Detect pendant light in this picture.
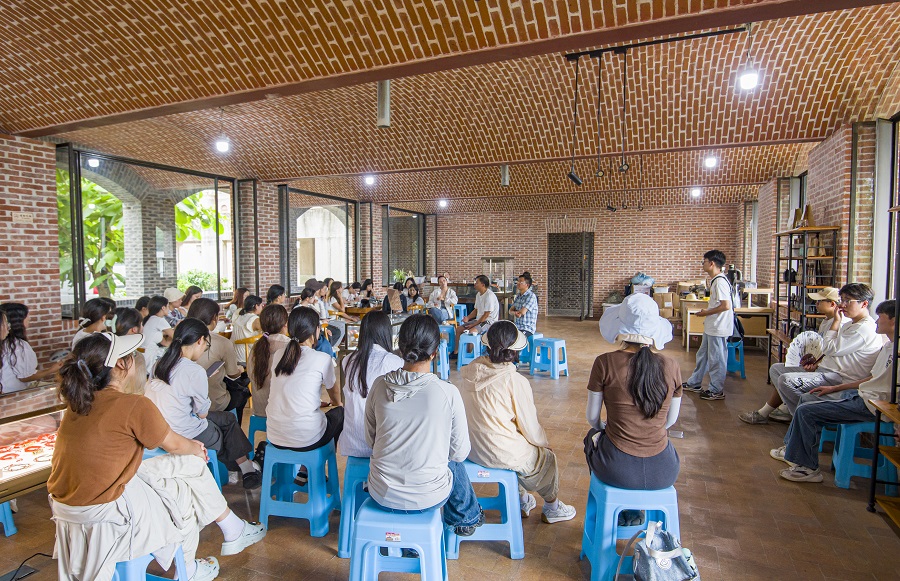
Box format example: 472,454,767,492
566,56,583,186
737,23,761,91
616,48,630,173
214,108,230,153
500,164,510,187
377,80,391,127
595,54,605,178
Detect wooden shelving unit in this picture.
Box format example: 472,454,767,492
868,401,900,523
767,226,840,376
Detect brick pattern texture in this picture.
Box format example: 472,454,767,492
755,179,777,290
850,123,877,287
547,233,594,316
0,135,75,361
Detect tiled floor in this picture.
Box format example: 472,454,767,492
2,316,900,580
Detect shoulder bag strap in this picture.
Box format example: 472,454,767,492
614,527,646,581
711,274,736,312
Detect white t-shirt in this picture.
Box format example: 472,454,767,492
819,316,882,382
859,341,895,414
474,289,500,326
224,303,239,321
319,298,336,320
0,340,38,394
145,358,211,439
142,316,171,373
231,312,260,363
340,344,404,457
818,317,848,336
71,329,93,349
704,276,734,337
266,346,336,448
427,288,458,310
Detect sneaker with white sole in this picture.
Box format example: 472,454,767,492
221,520,266,556
228,471,240,485
769,445,796,466
520,493,537,517
779,466,823,483
738,410,768,425
190,557,220,581
769,408,792,424
541,500,577,523
682,382,702,393
699,389,725,401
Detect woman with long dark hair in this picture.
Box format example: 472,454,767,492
341,311,402,458
134,295,151,319
0,303,60,394
267,307,343,454
48,333,265,581
145,318,261,489
188,299,247,423
295,288,335,357
585,293,682,491
359,279,375,307
266,284,286,306
142,295,173,372
365,314,484,537
231,295,263,365
72,297,114,348
224,287,249,321
180,286,204,312
406,284,425,309
327,281,361,324
247,304,290,417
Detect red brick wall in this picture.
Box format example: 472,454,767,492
756,179,778,290
0,135,74,362
433,204,740,312
850,123,877,287
236,180,280,297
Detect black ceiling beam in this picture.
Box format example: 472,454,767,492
565,26,748,61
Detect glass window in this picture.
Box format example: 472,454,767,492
284,188,353,295
383,207,423,284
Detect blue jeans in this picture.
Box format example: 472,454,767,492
429,307,450,324
373,461,482,528
686,334,727,394
784,394,874,470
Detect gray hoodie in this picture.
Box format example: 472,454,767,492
365,369,470,510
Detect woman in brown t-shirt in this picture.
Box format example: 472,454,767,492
585,293,683,490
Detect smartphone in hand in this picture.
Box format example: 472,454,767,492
206,361,225,377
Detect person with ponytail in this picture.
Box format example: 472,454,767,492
295,287,336,357
247,304,290,417
365,314,484,537
145,318,261,489
48,333,265,581
142,295,174,372
231,295,263,365
134,295,151,319
266,307,343,455
460,321,576,523
71,297,115,348
0,303,61,394
113,307,147,395
586,293,682,493
340,311,403,458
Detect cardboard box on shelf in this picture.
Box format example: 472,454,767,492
659,308,675,319
653,292,675,309
631,285,652,295
672,294,681,310
652,285,670,294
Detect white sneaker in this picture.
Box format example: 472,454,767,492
228,471,239,485
541,500,577,523
190,557,219,581
769,408,793,424
221,521,266,556
779,466,823,483
520,493,537,517
769,445,796,467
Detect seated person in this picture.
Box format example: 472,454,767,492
328,281,361,324
358,279,375,306
772,300,896,483
365,314,484,536
453,275,499,355
142,296,175,372
382,282,409,314
49,333,264,581
585,294,682,491
266,284,287,307
427,275,458,324
296,287,335,357
187,299,248,425
406,284,426,310
72,297,114,348
247,304,290,418
740,287,847,424
746,284,882,421
224,287,249,322
113,307,148,395
341,311,403,458
163,287,186,327
307,278,344,347
402,277,416,296
509,271,538,337
343,282,362,303
145,318,261,489
460,321,576,523
0,303,62,394
230,295,263,366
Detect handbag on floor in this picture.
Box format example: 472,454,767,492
614,521,700,581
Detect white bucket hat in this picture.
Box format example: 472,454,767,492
599,293,673,349
100,332,144,367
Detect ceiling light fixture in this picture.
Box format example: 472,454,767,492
214,107,230,153
566,56,583,186
377,80,391,127
737,23,761,91
606,200,617,212
621,195,628,210
438,199,448,208
704,156,718,168
691,187,702,198
616,48,630,173
500,164,510,187
87,158,100,168
595,53,606,178
364,175,375,186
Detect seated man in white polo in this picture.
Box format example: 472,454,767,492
452,275,500,356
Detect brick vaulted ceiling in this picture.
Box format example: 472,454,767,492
2,1,898,211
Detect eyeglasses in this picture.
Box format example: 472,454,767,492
839,299,862,306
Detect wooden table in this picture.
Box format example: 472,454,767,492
742,288,773,307
346,306,380,317
681,304,773,352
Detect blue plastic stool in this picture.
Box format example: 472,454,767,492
580,475,680,581
259,440,341,537
832,421,898,494
518,333,543,366
112,545,189,581
457,333,483,370
444,461,524,560
248,415,268,459
820,423,839,453
431,339,450,381
142,447,225,491
530,338,569,379
338,456,372,559
438,324,456,352
726,340,746,378
1,501,16,536
454,304,468,324
350,498,447,581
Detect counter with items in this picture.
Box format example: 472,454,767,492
0,381,64,504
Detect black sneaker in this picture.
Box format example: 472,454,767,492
454,509,485,537
294,467,309,487
699,389,725,401
243,470,262,490
682,382,702,393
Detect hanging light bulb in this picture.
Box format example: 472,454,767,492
87,158,100,168
704,156,718,168
214,107,230,153
691,187,702,198
438,199,448,208
364,175,376,186
736,23,761,92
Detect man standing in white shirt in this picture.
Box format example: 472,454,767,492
770,300,895,483
427,275,458,324
453,275,500,356
683,250,733,401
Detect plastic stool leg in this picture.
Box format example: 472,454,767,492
1,502,16,537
